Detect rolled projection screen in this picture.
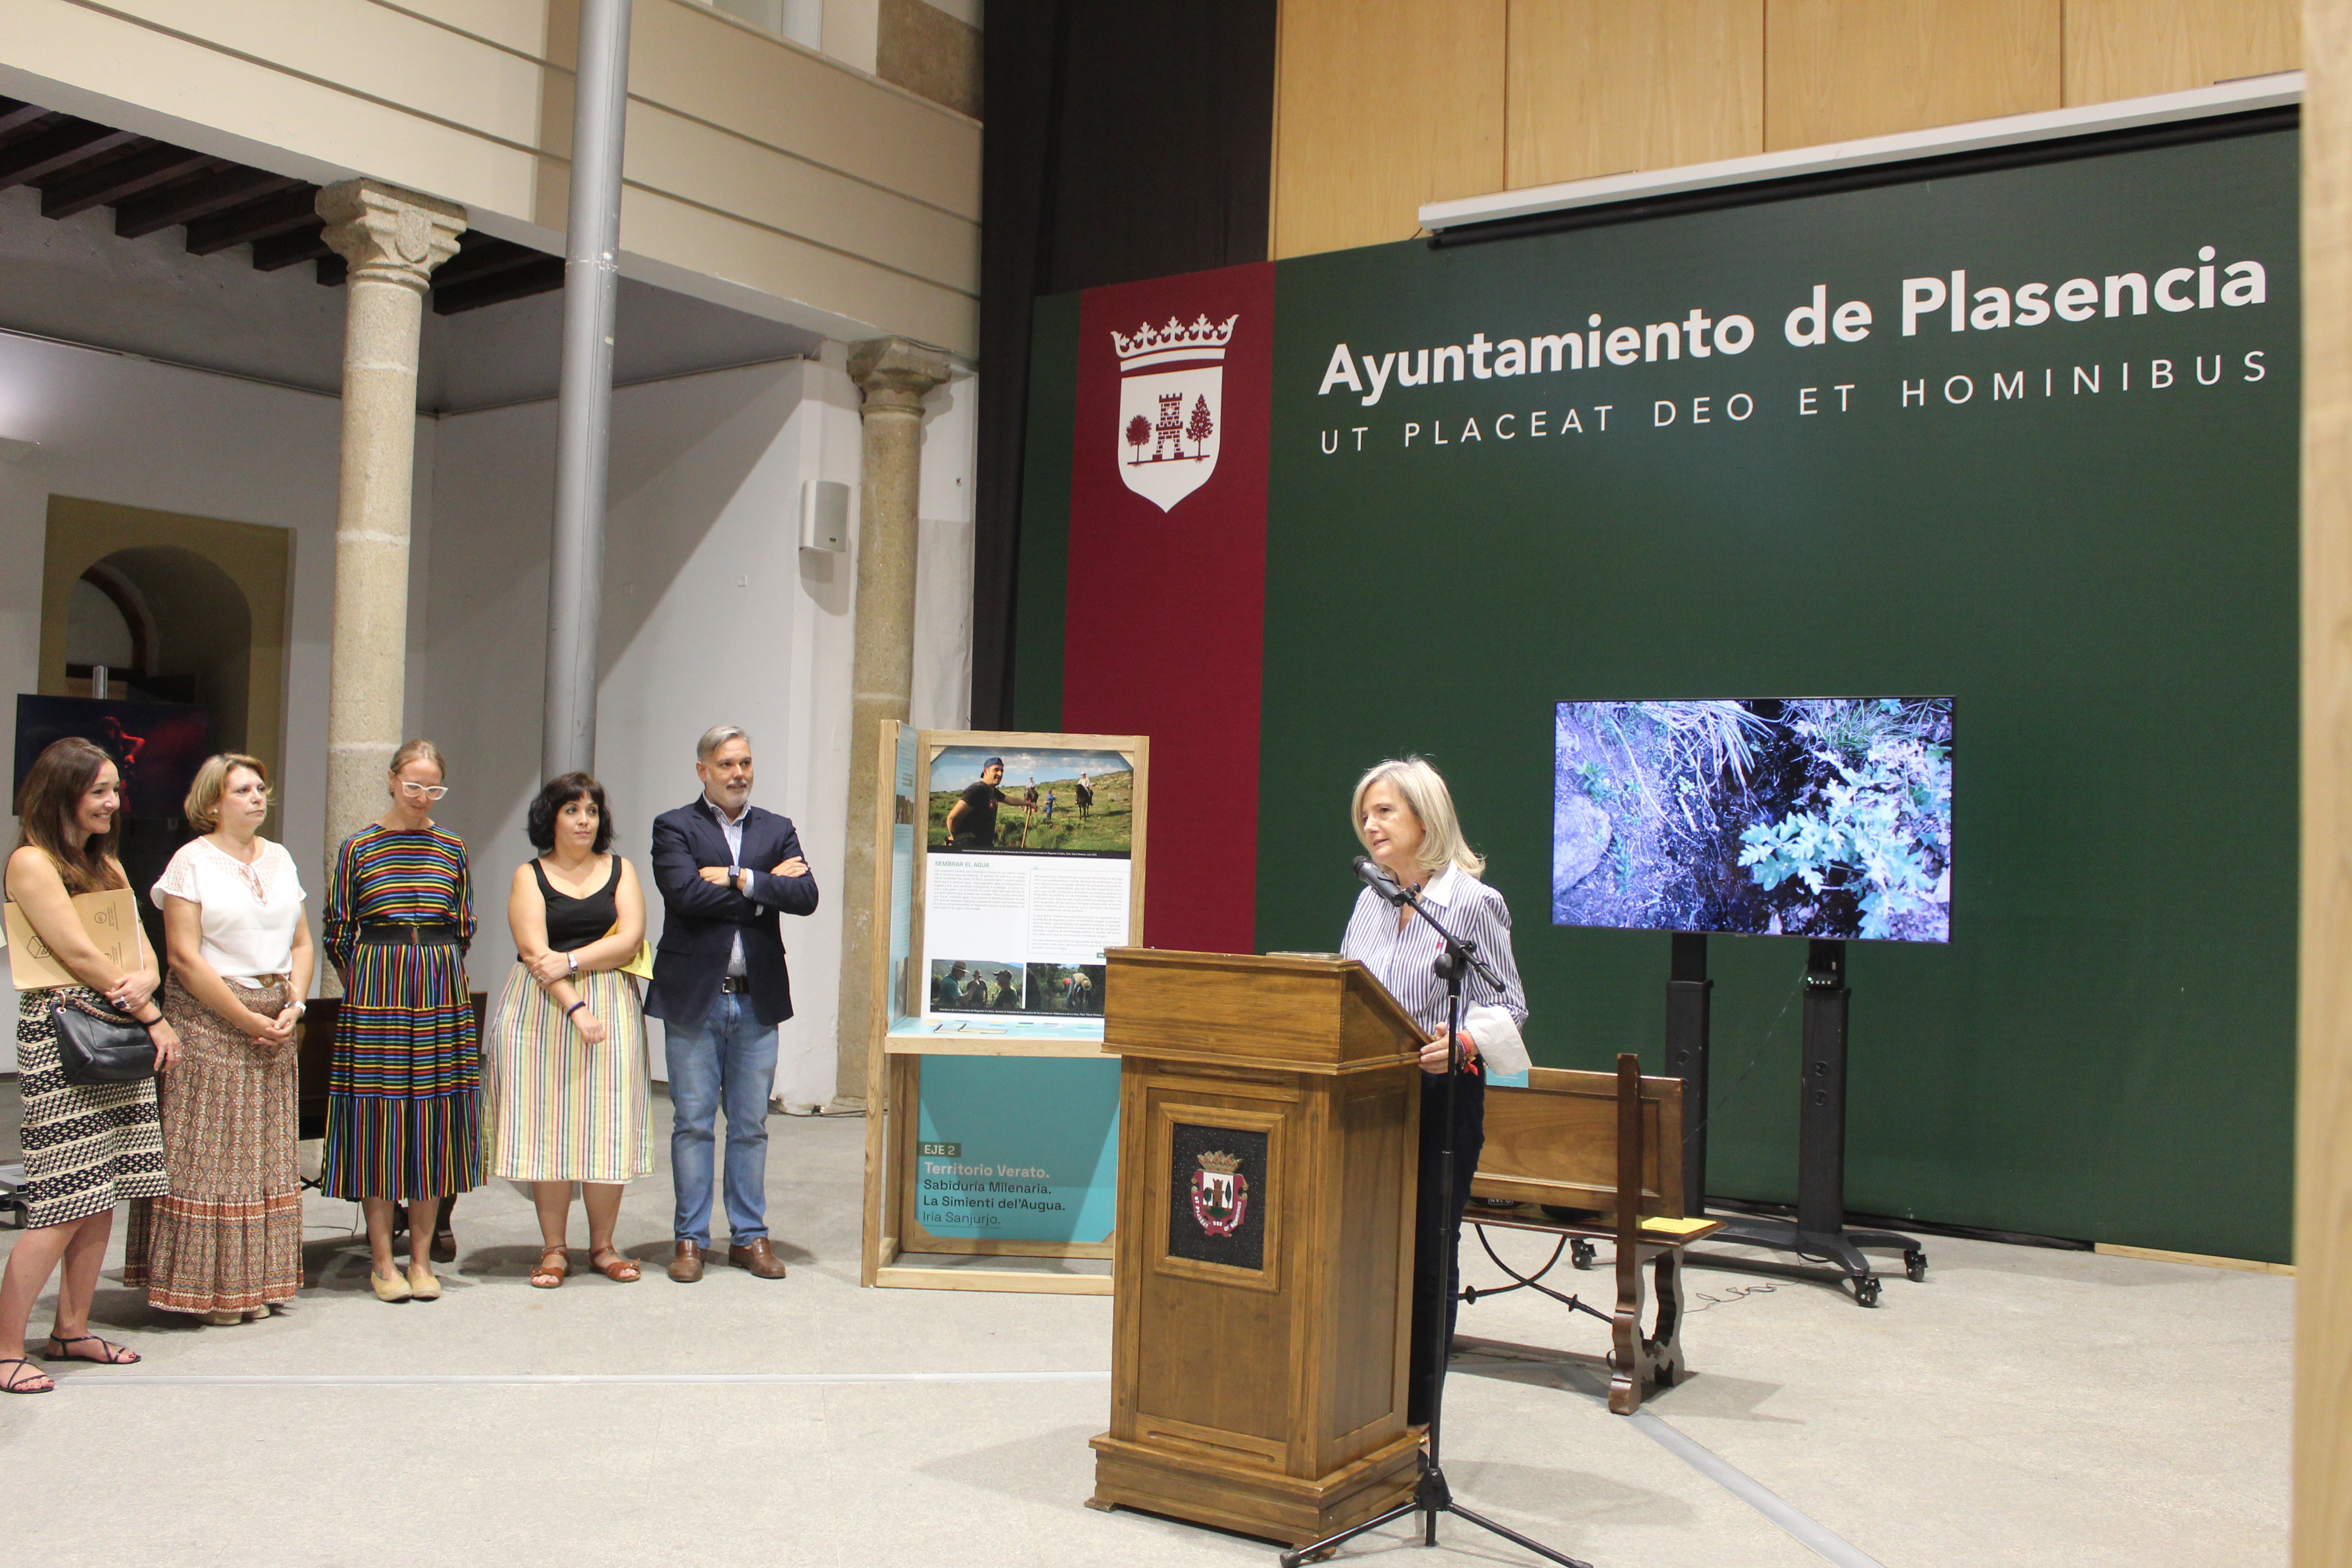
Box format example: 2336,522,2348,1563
1553,698,1953,943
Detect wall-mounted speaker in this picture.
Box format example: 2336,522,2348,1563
800,479,850,552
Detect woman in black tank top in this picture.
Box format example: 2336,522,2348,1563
479,774,655,1289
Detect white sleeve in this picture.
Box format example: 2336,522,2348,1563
152,845,201,909
1463,1003,1529,1077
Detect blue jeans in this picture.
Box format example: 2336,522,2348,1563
663,992,776,1247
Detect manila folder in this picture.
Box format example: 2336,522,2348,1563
5,888,138,991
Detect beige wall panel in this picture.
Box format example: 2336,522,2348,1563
2302,15,2352,1568
625,101,977,294
1764,0,2060,149
4,0,548,214
2064,0,2300,105
369,0,560,60
1272,0,1507,257
621,185,975,353
69,0,554,150
3,0,980,345
1507,0,1763,188
631,0,980,220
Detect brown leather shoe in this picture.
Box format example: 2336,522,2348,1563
727,1238,787,1279
667,1240,706,1283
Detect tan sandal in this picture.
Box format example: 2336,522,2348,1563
588,1247,641,1283
529,1246,569,1289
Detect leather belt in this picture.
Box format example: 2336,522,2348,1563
357,921,462,945
719,975,751,994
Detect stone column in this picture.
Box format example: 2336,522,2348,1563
832,337,952,1113
318,181,466,889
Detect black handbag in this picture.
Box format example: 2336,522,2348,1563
50,993,157,1085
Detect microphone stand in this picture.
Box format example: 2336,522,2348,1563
1281,873,1591,1568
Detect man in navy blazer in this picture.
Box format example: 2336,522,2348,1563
646,724,819,1283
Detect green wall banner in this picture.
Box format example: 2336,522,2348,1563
1020,120,2298,1261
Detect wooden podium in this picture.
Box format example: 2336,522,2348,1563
1088,948,1428,1545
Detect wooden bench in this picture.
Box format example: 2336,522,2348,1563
1462,1054,1720,1414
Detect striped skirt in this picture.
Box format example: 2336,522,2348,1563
123,976,303,1313
13,987,167,1229
321,937,480,1201
482,965,653,1184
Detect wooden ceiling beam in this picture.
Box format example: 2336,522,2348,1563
0,99,53,136
252,220,331,272
432,254,566,315
38,142,213,218
183,183,321,255
0,118,139,191
115,167,300,238
430,235,551,290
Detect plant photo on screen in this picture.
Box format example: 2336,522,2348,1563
1553,698,1954,943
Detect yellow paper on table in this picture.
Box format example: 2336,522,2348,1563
1638,1215,1718,1237
5,888,138,991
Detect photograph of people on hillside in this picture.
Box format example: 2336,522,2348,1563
928,745,1134,857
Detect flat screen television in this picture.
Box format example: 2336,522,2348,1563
1553,697,1952,943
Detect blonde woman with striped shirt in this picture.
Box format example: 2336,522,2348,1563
482,773,653,1288
1340,757,1530,1431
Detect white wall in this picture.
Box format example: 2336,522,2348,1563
0,333,975,1092
0,332,435,1071
423,357,975,1105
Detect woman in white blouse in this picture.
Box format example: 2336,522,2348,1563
1340,757,1530,1431
128,753,314,1324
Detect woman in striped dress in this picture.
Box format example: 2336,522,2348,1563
322,739,480,1303
483,772,653,1287
2,739,178,1392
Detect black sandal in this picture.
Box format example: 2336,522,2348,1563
0,1358,54,1394
42,1333,139,1365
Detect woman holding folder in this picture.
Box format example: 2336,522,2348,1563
1,737,180,1393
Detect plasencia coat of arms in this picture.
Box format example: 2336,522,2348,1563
1114,312,1236,513
1189,1148,1249,1238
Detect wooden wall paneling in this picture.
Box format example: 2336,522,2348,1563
1271,0,1506,258
1505,0,1764,189
1763,0,2061,150
2063,0,2301,106
2300,5,2352,1563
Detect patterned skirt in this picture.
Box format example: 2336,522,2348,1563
483,965,654,1184
122,977,303,1313
321,937,480,1201
13,987,167,1229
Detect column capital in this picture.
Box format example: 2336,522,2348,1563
318,180,467,293
849,337,953,416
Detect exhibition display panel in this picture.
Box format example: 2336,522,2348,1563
859,722,1148,1293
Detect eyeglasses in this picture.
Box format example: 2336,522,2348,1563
397,781,451,800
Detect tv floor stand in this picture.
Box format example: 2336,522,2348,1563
1669,935,1925,1308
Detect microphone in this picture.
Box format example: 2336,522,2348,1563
1352,855,1408,906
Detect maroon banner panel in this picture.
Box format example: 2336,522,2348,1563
1064,261,1275,954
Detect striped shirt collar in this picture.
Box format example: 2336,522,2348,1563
1410,864,1464,909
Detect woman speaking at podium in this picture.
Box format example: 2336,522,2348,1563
1341,758,1530,1429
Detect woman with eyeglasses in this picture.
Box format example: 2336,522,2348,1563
321,739,481,1302
126,753,314,1324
